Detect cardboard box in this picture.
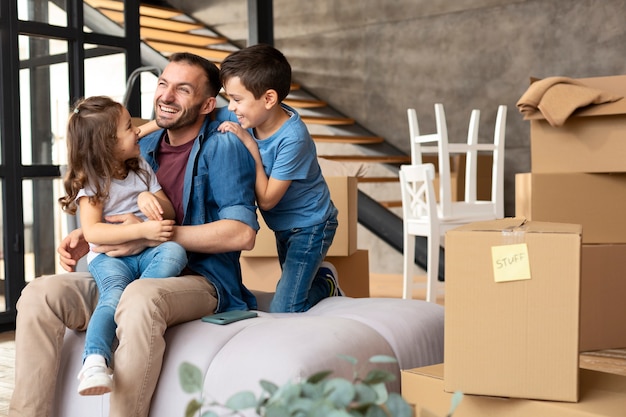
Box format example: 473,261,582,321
243,176,358,257
580,244,626,351
240,249,370,298
515,172,626,244
528,74,626,173
444,218,582,401
402,364,626,417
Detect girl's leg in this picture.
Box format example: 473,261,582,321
138,242,187,279
85,254,136,364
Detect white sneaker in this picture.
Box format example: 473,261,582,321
77,364,113,396
320,261,345,296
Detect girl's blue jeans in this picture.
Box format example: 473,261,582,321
84,241,187,364
270,205,338,313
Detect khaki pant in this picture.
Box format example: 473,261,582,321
9,272,217,417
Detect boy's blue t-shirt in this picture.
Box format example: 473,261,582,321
215,104,333,231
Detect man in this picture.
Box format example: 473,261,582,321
9,52,259,417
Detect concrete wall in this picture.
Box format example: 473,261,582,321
173,0,626,273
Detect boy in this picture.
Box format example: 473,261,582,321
217,43,343,313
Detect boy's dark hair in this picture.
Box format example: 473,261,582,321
220,43,292,102
169,52,221,98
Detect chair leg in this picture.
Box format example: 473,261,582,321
426,233,440,303
402,232,415,299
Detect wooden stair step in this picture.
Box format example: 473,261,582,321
141,27,227,46
318,155,411,164
312,134,384,144
301,115,355,126
283,97,327,109
99,9,205,32
145,41,233,61
86,0,183,20
379,200,402,208
357,176,399,183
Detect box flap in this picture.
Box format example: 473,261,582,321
449,217,582,235
525,74,626,120
406,364,444,380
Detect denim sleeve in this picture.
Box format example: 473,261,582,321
207,132,259,231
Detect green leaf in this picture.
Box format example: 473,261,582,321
369,382,388,405
337,354,358,366
324,378,356,408
200,411,219,417
385,393,412,417
368,355,398,364
363,404,388,417
307,370,334,383
301,381,325,399
447,391,464,416
353,382,378,406
225,390,257,410
184,399,203,417
179,362,204,394
269,381,302,404
264,403,291,417
260,379,280,396
362,369,396,385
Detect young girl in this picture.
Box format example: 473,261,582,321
58,96,187,396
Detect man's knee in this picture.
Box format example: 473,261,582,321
18,273,93,308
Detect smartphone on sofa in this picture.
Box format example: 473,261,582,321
201,310,258,325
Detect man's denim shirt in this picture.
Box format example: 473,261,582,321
140,117,259,312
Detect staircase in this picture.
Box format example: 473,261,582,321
83,0,436,275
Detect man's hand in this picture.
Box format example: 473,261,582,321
58,228,89,272
104,213,142,225
92,239,153,258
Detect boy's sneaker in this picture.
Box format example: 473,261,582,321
77,363,113,396
320,261,345,297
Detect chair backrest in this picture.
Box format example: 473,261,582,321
399,163,439,234
407,103,507,219
407,104,453,216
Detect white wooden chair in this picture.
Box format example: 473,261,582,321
402,103,507,301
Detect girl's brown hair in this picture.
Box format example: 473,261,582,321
58,95,146,215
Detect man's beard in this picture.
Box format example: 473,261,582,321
155,103,201,130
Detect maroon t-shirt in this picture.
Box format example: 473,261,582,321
155,135,194,224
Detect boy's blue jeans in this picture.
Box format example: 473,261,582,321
271,206,338,313
84,242,187,364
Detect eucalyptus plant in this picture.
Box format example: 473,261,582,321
179,355,416,417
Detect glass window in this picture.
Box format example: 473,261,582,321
84,45,127,102
83,0,126,35
0,182,5,313
23,178,67,283
19,35,69,166
140,72,158,120
18,0,67,27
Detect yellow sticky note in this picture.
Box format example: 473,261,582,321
491,243,531,283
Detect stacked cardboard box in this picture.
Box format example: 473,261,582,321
402,364,626,417
515,74,626,351
444,218,582,402
241,176,370,298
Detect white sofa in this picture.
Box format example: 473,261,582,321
52,292,444,417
